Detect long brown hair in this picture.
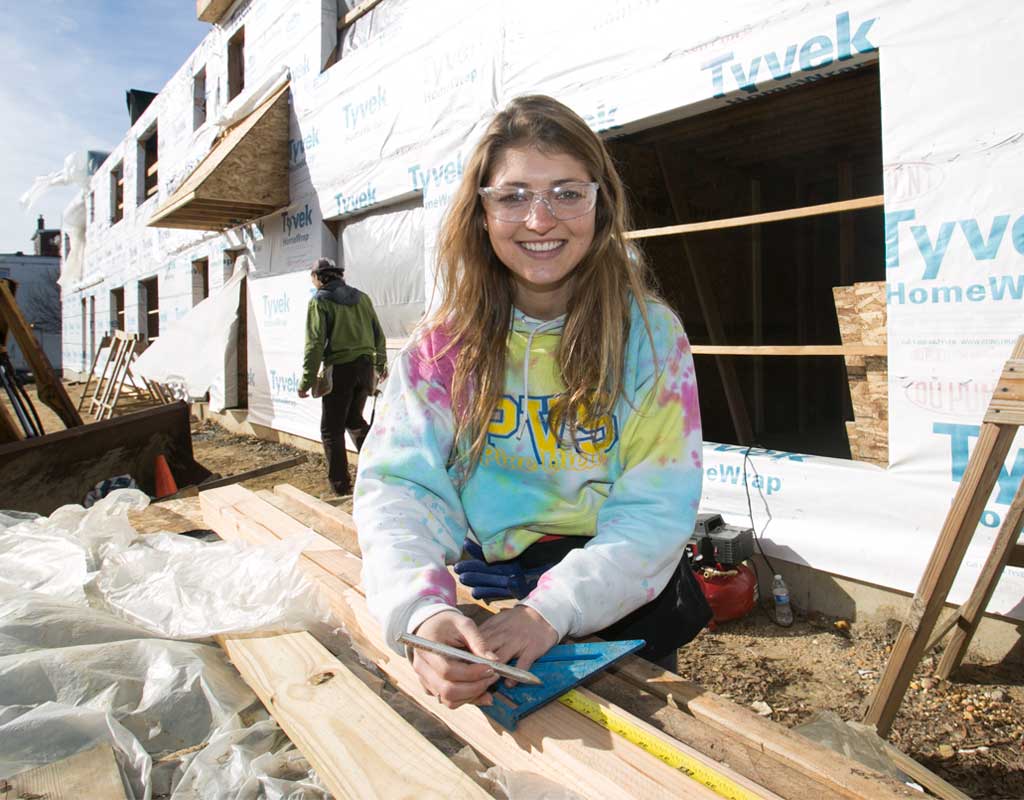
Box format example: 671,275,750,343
431,95,658,475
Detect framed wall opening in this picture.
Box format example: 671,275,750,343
110,287,125,331
193,67,207,130
607,63,884,460
110,161,124,224
139,276,160,341
227,27,245,102
138,125,159,203
192,258,210,305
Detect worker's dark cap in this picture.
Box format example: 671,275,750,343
312,257,343,274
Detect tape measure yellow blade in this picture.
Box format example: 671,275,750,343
559,689,762,800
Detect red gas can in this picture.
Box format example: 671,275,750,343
694,562,758,626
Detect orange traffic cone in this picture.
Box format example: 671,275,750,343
154,454,178,498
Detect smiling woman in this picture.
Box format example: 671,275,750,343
354,95,710,710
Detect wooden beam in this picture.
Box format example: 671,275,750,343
0,744,127,799
272,483,361,554
0,279,83,429
218,631,489,799
339,0,386,29
198,455,307,491
935,467,1024,679
691,345,887,357
625,195,884,241
864,338,1024,736
1010,543,1024,569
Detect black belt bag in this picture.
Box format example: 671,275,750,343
518,536,712,662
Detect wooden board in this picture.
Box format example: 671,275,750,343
0,279,82,430
0,744,127,800
198,455,307,490
625,195,884,241
219,631,488,799
270,484,919,800
201,486,734,800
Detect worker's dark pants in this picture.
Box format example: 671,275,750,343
517,538,712,665
320,356,374,495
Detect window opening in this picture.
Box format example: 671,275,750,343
192,258,210,305
110,161,124,223
193,67,207,130
139,276,160,341
110,287,125,332
227,27,245,101
607,64,884,461
139,125,159,203
324,0,387,70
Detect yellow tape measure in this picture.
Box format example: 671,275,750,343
559,689,761,800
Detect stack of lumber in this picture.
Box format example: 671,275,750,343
833,281,888,466
201,484,922,800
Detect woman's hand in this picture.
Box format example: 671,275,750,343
478,605,559,684
411,611,499,708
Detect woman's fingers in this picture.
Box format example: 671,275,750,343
410,611,498,707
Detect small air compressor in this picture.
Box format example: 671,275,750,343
688,513,758,625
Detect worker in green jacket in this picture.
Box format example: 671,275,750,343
298,257,387,495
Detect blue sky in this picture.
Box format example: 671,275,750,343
0,1,208,252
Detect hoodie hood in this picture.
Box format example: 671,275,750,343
316,278,362,306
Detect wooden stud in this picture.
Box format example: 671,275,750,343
218,631,490,800
625,195,884,241
0,744,127,800
0,279,82,429
935,470,1024,679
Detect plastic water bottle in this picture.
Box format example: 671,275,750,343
772,574,793,627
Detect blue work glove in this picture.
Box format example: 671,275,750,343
453,539,554,601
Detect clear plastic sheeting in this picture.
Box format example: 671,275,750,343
90,529,332,641
0,702,153,800
0,489,340,798
170,719,331,800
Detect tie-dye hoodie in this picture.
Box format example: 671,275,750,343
354,298,703,653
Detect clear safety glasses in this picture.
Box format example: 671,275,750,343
477,181,599,222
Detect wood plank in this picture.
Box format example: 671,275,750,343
218,631,489,800
262,486,918,798
272,483,361,554
0,744,127,799
1011,543,1024,569
339,0,386,29
863,335,1024,735
691,345,887,357
198,455,307,490
0,279,83,429
611,659,918,799
935,471,1024,679
879,739,972,800
199,487,737,800
625,195,884,241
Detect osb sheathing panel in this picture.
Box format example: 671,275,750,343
199,89,290,206
834,281,888,466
